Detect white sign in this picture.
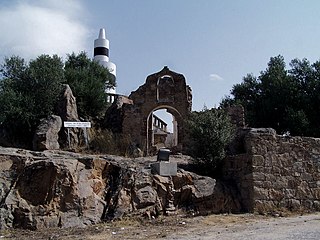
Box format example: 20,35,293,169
64,121,91,128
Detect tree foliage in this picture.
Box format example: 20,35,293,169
0,55,65,146
64,52,115,117
187,108,234,176
222,55,320,137
0,52,116,148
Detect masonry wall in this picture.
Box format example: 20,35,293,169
224,129,320,213
122,67,192,153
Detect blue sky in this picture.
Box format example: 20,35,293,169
1,0,320,111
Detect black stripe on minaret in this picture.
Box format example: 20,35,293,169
94,47,109,57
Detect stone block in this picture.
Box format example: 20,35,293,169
284,189,296,198
314,201,320,211
252,172,265,181
273,178,288,190
312,189,320,199
301,200,313,209
269,189,284,201
301,173,313,181
151,162,177,176
252,155,264,166
263,181,272,188
287,199,301,210
253,186,268,200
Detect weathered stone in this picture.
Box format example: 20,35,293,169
103,95,134,133
105,66,192,154
32,115,62,150
252,172,265,181
253,186,268,200
252,155,264,166
151,161,177,176
0,208,13,230
226,128,320,213
55,84,79,121
134,186,158,209
287,199,301,210
0,147,241,230
268,189,284,201
254,200,275,213
313,200,320,211
55,84,80,149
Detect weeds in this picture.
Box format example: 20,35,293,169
90,129,132,156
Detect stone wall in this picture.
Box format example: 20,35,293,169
224,128,320,213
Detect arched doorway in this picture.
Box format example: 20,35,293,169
146,105,182,153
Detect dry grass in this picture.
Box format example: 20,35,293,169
89,129,132,156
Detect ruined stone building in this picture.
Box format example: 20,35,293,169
104,66,192,154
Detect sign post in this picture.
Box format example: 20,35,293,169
64,121,91,149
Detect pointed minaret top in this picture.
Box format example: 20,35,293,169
98,28,106,39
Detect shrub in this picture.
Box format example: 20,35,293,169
186,107,234,177
90,129,132,156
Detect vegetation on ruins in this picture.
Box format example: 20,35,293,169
186,107,234,177
0,53,114,147
222,55,320,137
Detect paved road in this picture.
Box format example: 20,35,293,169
168,213,320,240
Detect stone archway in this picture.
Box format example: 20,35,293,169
121,66,192,155
146,105,182,153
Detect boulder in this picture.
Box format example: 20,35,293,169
32,115,62,150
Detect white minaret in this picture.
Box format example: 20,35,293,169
94,28,116,96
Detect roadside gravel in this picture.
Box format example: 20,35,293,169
1,213,319,239
168,213,320,240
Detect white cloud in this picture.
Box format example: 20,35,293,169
209,73,224,81
0,0,90,60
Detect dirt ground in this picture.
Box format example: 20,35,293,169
1,212,319,240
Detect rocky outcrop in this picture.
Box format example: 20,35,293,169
32,115,62,151
55,84,80,149
0,147,240,230
55,84,79,121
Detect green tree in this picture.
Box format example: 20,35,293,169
222,73,260,126
0,55,65,147
187,108,234,177
222,55,320,137
64,52,115,117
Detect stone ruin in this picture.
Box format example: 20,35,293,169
104,66,192,154
30,66,242,155
1,67,320,231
